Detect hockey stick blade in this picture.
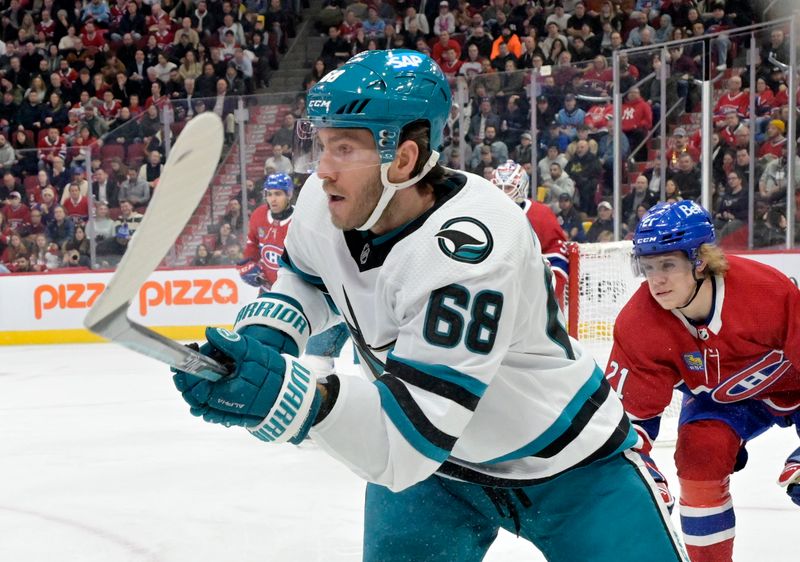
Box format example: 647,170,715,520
84,112,228,381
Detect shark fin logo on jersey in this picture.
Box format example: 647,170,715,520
682,352,704,372
435,217,493,264
711,350,791,403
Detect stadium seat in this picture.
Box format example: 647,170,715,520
126,142,146,162
101,144,125,162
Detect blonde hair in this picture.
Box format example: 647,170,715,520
698,244,729,276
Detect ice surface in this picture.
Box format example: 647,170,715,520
1,343,798,561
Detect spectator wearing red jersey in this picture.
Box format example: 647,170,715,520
431,31,461,65
438,47,462,83
583,56,613,91
61,182,89,224
339,10,362,43
718,110,746,148
146,3,171,33
3,191,31,231
620,87,652,162
37,127,65,169
98,91,122,121
37,9,56,40
713,75,749,127
80,21,106,52
758,120,787,162
151,19,174,50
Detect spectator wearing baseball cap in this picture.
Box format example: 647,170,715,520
667,127,701,170
2,191,31,232
587,201,614,242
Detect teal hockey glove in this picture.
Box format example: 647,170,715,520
173,327,321,444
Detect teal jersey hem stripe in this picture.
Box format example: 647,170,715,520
375,379,450,463
486,366,605,464
387,352,488,398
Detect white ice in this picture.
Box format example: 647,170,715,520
1,343,798,561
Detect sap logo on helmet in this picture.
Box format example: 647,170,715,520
387,53,424,70
308,99,331,111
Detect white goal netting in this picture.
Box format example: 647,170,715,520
568,241,682,446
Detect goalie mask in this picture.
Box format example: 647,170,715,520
491,160,530,203
297,49,451,231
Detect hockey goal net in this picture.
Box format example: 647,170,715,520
566,241,682,446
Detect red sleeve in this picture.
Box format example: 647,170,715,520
777,270,800,370
640,102,652,129
606,293,682,451
242,205,265,261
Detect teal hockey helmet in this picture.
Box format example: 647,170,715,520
305,49,451,163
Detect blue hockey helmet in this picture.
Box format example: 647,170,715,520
632,200,715,261
305,49,451,163
264,172,293,196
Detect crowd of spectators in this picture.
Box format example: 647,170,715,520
1,0,797,274
0,0,299,273
308,0,795,248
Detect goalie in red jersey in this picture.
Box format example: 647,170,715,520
606,200,800,562
491,160,568,309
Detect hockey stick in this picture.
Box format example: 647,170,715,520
84,112,229,381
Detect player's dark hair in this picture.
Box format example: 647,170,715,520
399,119,447,195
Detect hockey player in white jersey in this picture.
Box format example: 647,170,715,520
172,50,688,562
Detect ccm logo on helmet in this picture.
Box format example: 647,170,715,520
308,99,331,111
638,236,657,243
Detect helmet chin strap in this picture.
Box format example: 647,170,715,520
675,265,706,310
356,150,439,231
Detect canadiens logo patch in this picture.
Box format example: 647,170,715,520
260,244,282,271
682,352,704,371
435,217,493,264
711,350,791,403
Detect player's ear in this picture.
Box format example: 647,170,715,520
386,139,419,184
694,258,707,274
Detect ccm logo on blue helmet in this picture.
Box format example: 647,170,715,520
637,236,657,243
436,217,493,264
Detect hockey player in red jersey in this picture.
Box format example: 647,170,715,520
491,160,568,308
606,200,800,562
238,173,295,292
237,172,349,374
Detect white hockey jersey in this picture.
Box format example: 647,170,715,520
272,170,636,492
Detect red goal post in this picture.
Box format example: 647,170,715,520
565,240,682,445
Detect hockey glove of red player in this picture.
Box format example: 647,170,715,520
641,453,675,512
778,446,800,507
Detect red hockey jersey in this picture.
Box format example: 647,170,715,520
243,204,292,289
522,199,568,308
606,256,800,450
